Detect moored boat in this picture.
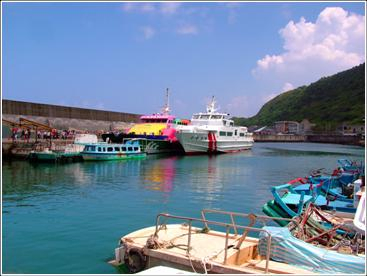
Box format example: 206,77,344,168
102,90,188,155
110,209,322,274
81,140,146,161
28,133,98,163
176,96,253,154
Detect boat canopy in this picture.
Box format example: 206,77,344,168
140,114,175,123
259,226,365,274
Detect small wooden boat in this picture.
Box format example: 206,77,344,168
109,209,316,274
28,148,83,163
81,140,146,161
27,134,98,163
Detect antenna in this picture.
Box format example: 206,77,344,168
206,95,217,113
162,88,171,115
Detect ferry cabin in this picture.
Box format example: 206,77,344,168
189,113,252,141
81,143,145,161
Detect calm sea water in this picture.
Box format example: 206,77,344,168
2,142,364,274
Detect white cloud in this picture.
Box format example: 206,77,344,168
282,82,294,92
225,2,241,24
141,26,155,40
122,2,181,15
160,2,182,15
253,7,365,88
225,96,249,116
122,3,156,13
177,24,198,35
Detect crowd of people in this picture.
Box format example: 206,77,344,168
10,128,97,143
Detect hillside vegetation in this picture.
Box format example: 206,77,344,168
234,63,365,129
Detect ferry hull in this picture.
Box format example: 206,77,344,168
177,132,254,154
102,133,184,155
82,153,146,161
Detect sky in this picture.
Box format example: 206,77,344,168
2,1,366,118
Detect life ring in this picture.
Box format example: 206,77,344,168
124,247,147,273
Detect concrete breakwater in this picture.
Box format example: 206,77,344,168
2,99,141,132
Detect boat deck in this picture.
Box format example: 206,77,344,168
118,224,315,274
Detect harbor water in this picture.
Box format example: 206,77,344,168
2,142,365,274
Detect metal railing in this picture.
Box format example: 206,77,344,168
201,209,299,236
154,210,300,274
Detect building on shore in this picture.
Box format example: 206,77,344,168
274,121,300,134
341,123,365,136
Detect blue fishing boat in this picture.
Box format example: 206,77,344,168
81,140,146,161
264,159,364,221
268,182,356,219
292,159,363,199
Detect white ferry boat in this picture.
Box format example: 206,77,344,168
176,97,253,154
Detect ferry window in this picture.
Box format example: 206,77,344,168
219,131,226,136
226,132,233,136
121,147,127,151
114,147,120,151
128,147,133,151
201,115,210,119
84,146,89,151
90,146,96,151
235,130,238,136
134,147,139,151
211,115,222,119
103,147,106,152
240,133,245,137
98,147,102,152
230,122,234,126
193,115,200,119
107,147,113,152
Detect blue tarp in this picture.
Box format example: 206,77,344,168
258,226,365,274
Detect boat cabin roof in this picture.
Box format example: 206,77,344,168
83,142,141,153
192,112,230,120
140,114,175,121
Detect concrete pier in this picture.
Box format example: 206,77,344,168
254,134,306,142
254,133,363,146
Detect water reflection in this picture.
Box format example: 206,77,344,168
188,152,254,204
140,156,177,193
2,159,144,204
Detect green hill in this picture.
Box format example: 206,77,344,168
234,63,365,129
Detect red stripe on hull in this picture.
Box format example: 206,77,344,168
208,132,213,152
207,132,217,153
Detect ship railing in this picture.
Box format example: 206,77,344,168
201,208,300,235
154,211,299,274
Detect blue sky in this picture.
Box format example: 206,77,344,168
2,1,365,118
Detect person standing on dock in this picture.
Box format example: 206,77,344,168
11,127,18,143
